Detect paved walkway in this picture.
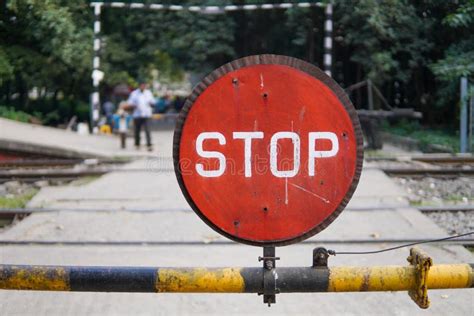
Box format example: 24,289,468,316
0,129,473,315
0,118,172,159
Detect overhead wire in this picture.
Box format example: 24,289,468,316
328,231,474,255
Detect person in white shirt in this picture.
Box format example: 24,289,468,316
127,81,155,151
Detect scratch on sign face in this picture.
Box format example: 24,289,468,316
289,183,330,204
260,73,264,89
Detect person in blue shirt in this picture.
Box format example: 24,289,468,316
102,99,115,127
155,96,168,113
126,81,155,151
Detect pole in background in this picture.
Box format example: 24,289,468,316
460,77,468,153
91,4,104,134
367,79,374,110
469,88,473,152
323,2,333,77
88,1,327,133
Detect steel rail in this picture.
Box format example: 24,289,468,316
366,155,474,164
0,239,472,246
381,167,474,177
0,207,191,216
418,205,474,212
0,168,153,177
1,205,473,217
0,168,174,183
0,177,81,184
0,159,129,168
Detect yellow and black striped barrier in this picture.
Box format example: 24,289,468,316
1,264,472,293
0,248,472,309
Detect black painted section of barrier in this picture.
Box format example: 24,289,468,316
471,264,474,288
69,267,157,292
277,267,329,293
240,267,330,293
241,268,263,293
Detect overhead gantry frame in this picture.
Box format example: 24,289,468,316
88,1,332,132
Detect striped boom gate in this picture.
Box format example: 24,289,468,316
1,265,472,293
1,248,473,309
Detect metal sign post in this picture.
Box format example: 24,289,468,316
460,77,468,153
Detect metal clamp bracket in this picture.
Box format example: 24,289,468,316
258,247,280,306
407,247,433,309
312,247,330,268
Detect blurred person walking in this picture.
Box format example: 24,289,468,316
113,102,132,149
127,80,155,151
102,99,115,127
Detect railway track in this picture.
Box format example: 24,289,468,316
366,153,474,165
0,167,165,183
381,167,474,177
3,166,472,183
0,204,472,215
368,154,474,177
0,158,134,183
0,158,129,169
0,169,108,183
0,238,472,246
2,155,472,182
366,154,474,177
1,205,472,223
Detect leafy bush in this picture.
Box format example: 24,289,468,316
0,105,37,123
75,101,90,122
384,119,460,152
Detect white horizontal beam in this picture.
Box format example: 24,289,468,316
90,2,325,12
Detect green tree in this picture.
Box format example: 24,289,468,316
336,0,432,85
431,0,474,80
0,0,93,124
100,0,236,87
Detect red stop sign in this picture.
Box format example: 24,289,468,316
174,55,363,246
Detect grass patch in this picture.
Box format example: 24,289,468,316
409,200,426,207
0,189,38,208
364,149,396,158
68,176,100,186
383,119,459,152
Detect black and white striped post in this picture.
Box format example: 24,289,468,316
323,1,333,77
91,3,103,134
88,1,330,131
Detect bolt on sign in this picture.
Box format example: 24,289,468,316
174,55,363,246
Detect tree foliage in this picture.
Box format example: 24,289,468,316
431,0,474,81
1,0,473,128
337,0,432,85
100,0,235,86
0,0,92,123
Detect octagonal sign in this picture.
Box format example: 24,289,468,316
174,55,363,246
